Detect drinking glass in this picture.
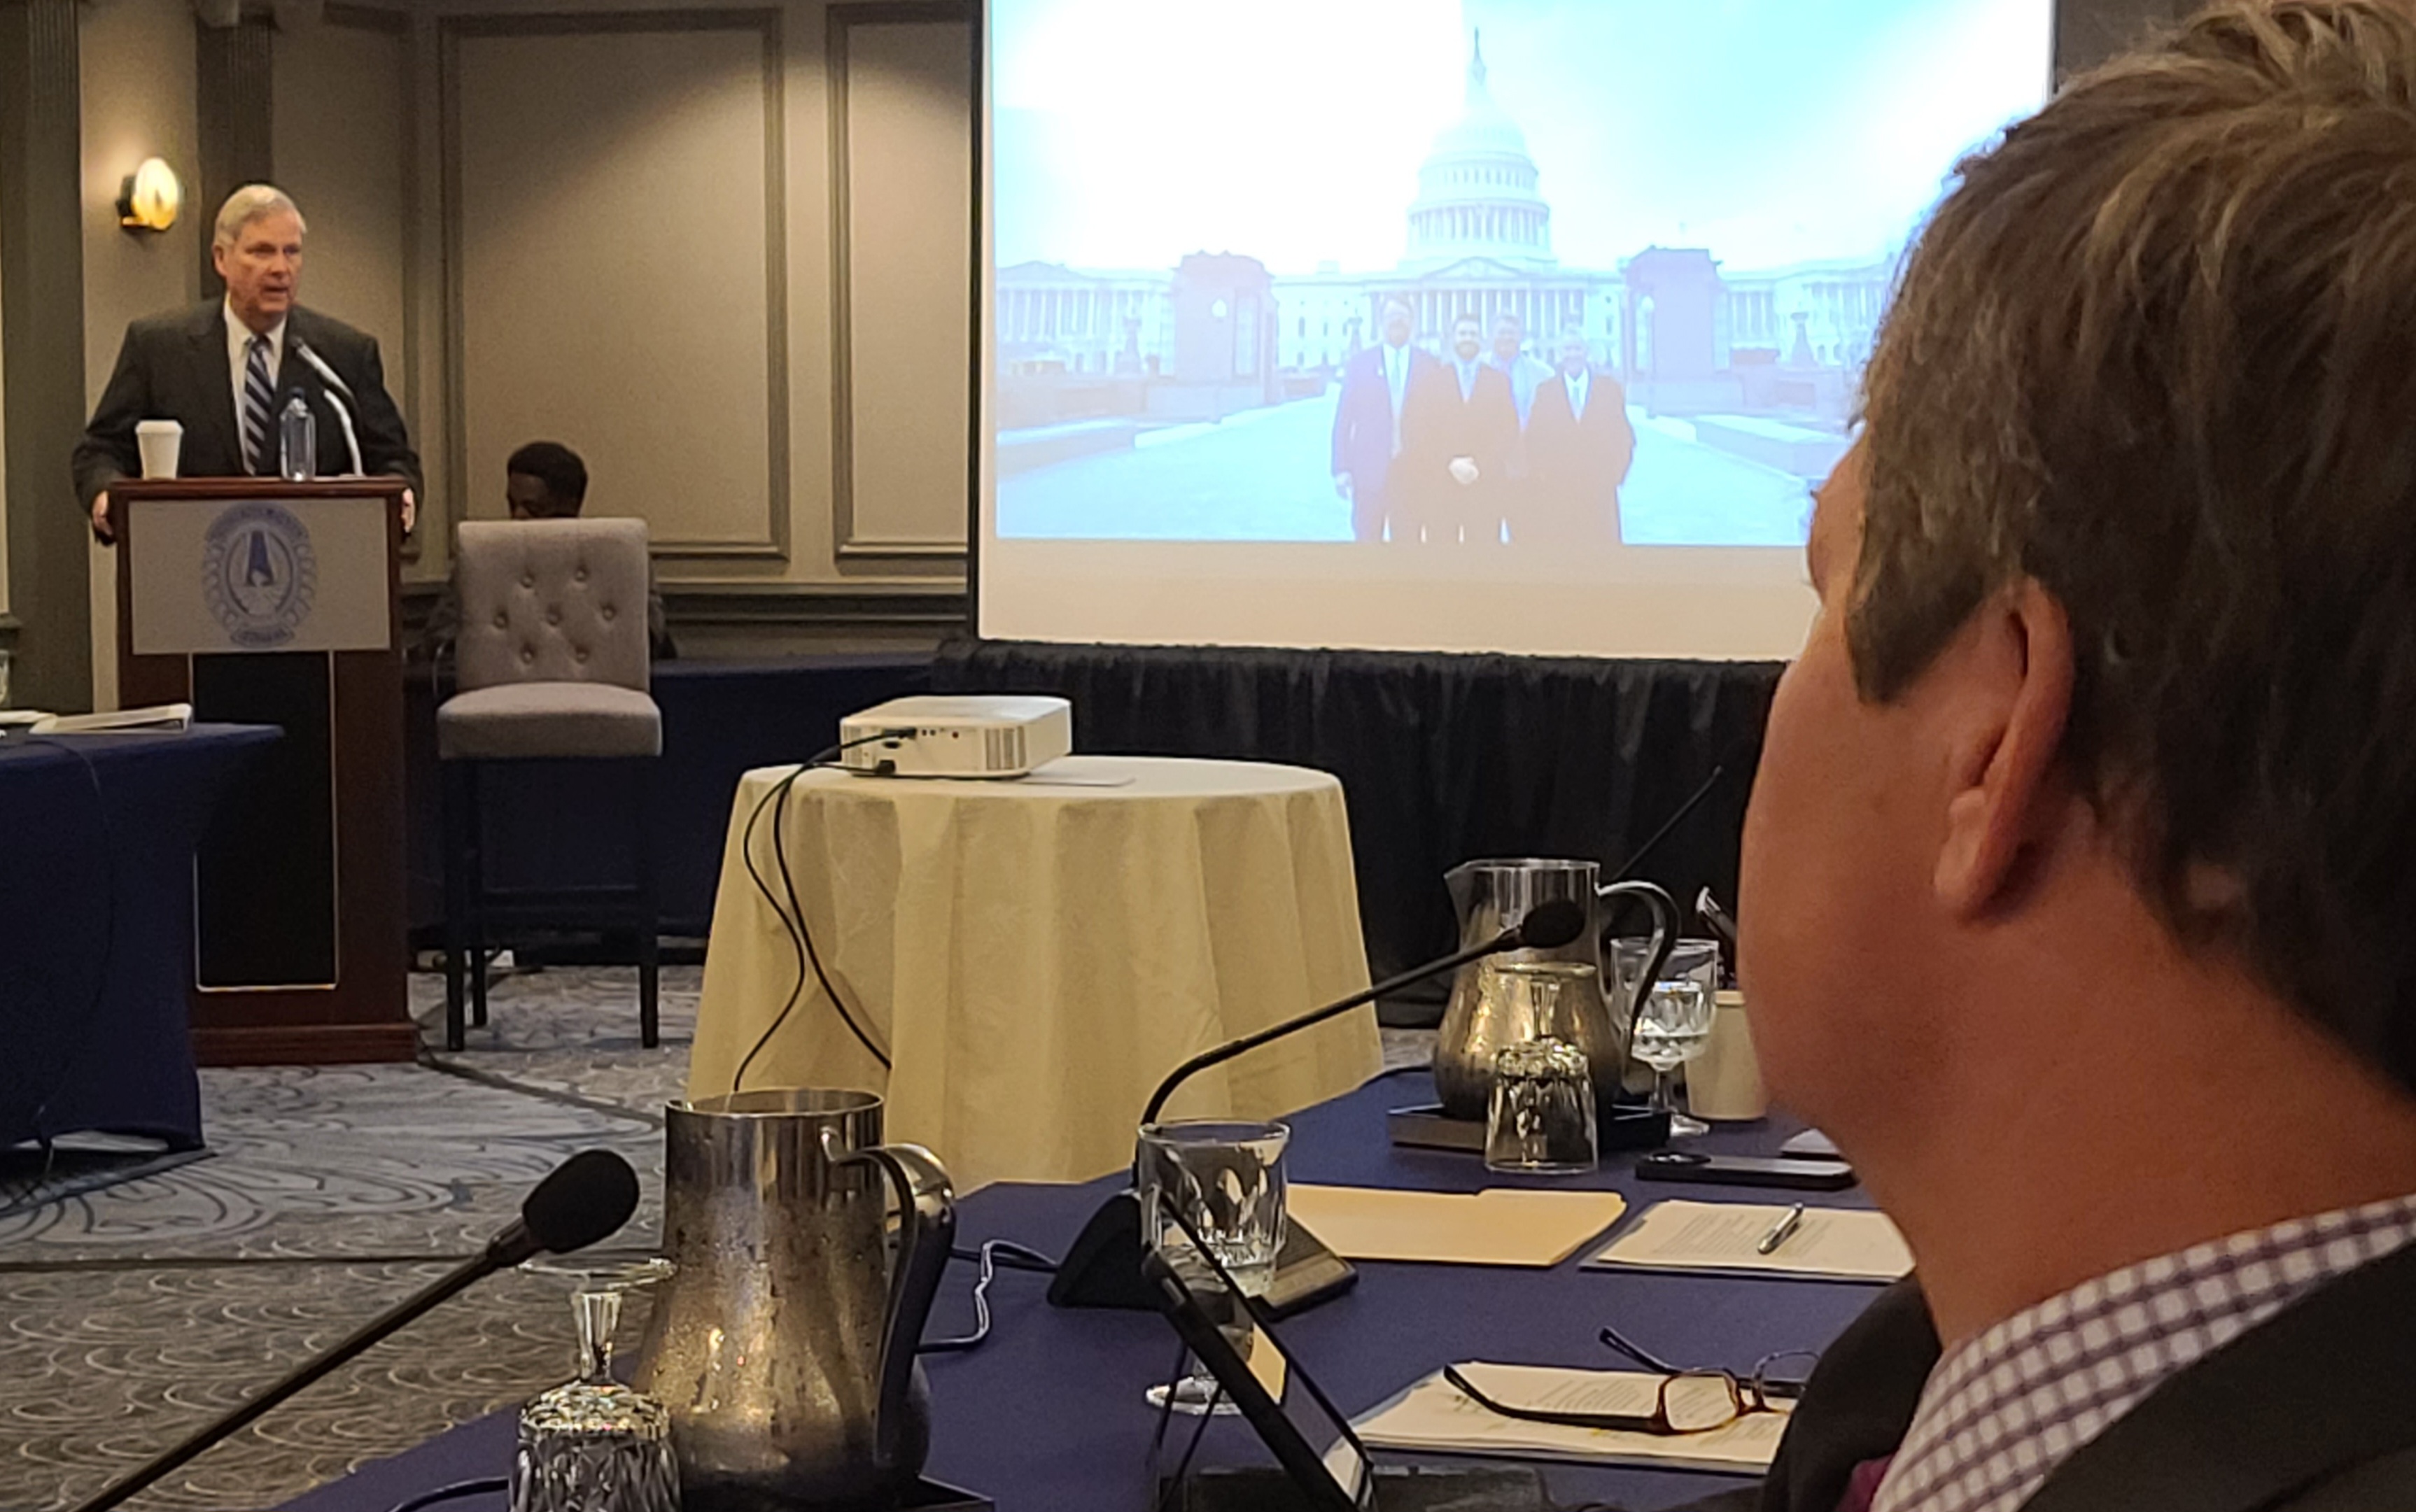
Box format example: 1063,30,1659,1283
514,1256,679,1512
1486,1038,1597,1174
1137,1119,1290,1415
1633,980,1715,1139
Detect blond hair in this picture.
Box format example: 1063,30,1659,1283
1854,1,2416,1082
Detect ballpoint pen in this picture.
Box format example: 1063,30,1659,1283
1756,1203,1806,1255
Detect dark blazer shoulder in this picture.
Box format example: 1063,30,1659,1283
127,302,223,346
2025,1239,2416,1512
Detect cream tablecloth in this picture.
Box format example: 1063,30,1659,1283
687,756,1383,1187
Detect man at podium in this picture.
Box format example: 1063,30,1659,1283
72,183,421,543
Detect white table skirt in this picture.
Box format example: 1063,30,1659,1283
687,756,1384,1187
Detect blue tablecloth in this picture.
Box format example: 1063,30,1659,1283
275,1071,1887,1512
0,724,279,1150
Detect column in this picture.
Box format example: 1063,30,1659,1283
0,0,94,708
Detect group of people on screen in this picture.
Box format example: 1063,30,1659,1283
1331,301,1634,547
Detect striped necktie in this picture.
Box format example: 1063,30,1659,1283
241,334,274,475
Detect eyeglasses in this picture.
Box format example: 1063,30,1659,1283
1443,1362,1792,1436
1438,1331,1818,1439
1599,1323,1816,1403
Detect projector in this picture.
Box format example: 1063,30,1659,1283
836,695,1073,779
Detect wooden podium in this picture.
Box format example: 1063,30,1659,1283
110,478,417,1065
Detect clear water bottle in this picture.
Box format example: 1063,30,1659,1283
279,395,316,482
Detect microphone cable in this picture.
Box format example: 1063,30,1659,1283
731,731,911,1091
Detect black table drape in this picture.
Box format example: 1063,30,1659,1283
934,637,1782,1008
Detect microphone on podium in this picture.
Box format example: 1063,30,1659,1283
1048,898,1588,1313
68,1149,642,1512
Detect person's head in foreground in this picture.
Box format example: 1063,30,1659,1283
1381,297,1413,348
1741,0,2416,1355
505,441,588,521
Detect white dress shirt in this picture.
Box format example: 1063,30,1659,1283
1566,367,1590,422
1383,341,1410,455
226,299,288,448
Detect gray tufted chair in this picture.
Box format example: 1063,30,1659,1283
437,518,661,1052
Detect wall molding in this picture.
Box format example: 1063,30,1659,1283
400,577,966,634
826,0,971,563
436,8,791,561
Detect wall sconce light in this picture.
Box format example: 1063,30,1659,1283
117,157,183,234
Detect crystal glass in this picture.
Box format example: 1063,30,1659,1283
513,1257,680,1512
1486,1038,1597,1174
1137,1119,1289,1415
1633,980,1716,1139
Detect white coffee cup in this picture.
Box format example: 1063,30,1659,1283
1686,989,1768,1122
135,418,183,479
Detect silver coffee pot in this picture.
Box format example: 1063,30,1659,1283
1432,860,1676,1119
633,1089,955,1512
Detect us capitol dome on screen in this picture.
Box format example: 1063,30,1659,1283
995,32,1892,432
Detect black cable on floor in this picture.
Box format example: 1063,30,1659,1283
384,1476,506,1512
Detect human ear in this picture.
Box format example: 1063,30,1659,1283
1934,581,2075,918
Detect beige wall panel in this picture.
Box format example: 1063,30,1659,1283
80,0,203,710
275,15,413,417
838,16,971,556
453,22,781,551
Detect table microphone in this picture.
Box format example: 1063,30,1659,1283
67,1148,641,1512
1048,899,1586,1312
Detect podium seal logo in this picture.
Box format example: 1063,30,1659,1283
203,502,318,648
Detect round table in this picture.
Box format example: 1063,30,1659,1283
687,756,1384,1187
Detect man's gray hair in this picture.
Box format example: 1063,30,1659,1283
213,184,305,250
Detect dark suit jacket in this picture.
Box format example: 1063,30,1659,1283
1398,359,1517,535
1678,1242,2416,1512
1524,367,1635,544
1330,341,1433,495
73,302,423,514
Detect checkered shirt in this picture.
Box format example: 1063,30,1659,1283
1869,1192,2416,1512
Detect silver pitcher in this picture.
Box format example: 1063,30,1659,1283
633,1089,955,1512
1432,860,1676,1119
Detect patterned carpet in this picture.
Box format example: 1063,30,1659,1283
0,967,1432,1511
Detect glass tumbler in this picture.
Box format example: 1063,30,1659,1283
513,1261,680,1512
1486,1038,1598,1174
1137,1119,1290,1415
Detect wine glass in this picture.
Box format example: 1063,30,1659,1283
1632,980,1715,1139
514,1255,679,1512
1136,1119,1290,1415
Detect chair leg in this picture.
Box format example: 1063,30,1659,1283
466,763,491,1033
442,761,471,1053
636,760,660,1049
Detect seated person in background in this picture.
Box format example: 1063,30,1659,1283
1687,5,2416,1510
422,441,674,663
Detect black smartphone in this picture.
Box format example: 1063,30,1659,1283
1636,1150,1857,1191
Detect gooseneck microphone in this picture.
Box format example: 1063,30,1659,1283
1138,896,1588,1125
1051,900,1587,1311
67,1149,641,1512
289,339,366,476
